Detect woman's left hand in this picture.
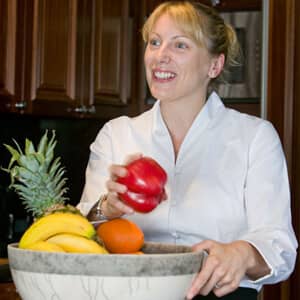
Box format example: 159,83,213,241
186,240,262,299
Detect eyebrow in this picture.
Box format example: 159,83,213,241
149,32,191,40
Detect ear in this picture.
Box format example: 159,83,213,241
208,54,225,79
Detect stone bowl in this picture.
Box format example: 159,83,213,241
8,242,205,300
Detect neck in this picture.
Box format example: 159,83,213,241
160,93,207,157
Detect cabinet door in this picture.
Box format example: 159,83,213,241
26,0,81,117
90,0,140,118
0,0,28,113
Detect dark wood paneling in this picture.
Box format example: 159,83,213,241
0,0,11,111
199,0,261,11
289,0,300,298
0,0,26,113
28,0,79,114
93,0,134,105
146,0,261,15
264,0,299,300
224,102,260,117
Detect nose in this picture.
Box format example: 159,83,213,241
157,44,170,64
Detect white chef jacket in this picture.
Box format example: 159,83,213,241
78,92,297,291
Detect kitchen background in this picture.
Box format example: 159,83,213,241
0,0,299,300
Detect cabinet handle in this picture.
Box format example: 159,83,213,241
14,101,27,109
211,0,221,6
87,105,96,114
74,106,87,113
74,105,96,114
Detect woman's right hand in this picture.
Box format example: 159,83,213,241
102,153,143,219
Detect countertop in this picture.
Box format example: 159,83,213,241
0,259,12,283
0,258,8,264
0,258,21,300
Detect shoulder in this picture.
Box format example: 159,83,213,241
207,91,280,148
99,104,156,136
208,93,268,136
219,106,282,153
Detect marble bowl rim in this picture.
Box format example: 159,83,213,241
8,242,205,277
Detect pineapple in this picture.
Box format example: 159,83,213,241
1,130,79,218
1,131,104,254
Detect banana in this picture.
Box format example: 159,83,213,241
26,241,65,253
47,233,108,254
19,212,96,249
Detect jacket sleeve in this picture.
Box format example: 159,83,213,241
240,121,298,284
77,122,113,216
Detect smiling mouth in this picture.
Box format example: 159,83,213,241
153,71,176,80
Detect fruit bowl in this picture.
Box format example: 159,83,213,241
8,242,205,300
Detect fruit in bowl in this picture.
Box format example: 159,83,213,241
97,218,145,254
3,131,205,300
2,130,107,254
117,157,167,213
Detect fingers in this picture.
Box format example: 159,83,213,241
109,153,143,180
109,164,128,180
105,178,134,216
103,153,144,218
186,241,245,299
186,253,222,299
212,277,240,298
104,192,134,216
106,179,127,194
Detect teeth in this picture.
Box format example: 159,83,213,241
154,71,175,79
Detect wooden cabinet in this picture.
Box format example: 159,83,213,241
0,0,142,119
89,0,141,118
146,0,261,15
0,0,262,119
0,0,80,117
29,0,81,117
0,0,26,114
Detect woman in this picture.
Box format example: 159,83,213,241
78,1,297,299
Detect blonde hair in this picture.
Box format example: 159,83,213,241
142,1,241,82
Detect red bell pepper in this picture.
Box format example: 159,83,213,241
117,157,167,213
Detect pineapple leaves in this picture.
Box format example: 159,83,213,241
1,130,69,218
25,139,36,155
18,155,40,172
3,144,21,170
37,130,49,155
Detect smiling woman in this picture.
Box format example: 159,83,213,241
144,15,217,106
78,2,297,300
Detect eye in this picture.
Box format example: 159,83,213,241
149,38,161,47
175,42,188,49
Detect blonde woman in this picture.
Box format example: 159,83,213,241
79,2,297,299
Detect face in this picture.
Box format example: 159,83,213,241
144,14,220,104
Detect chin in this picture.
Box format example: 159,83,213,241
149,89,172,102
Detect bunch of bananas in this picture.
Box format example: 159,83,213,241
19,212,108,254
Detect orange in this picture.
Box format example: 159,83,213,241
97,218,144,254
130,251,144,255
